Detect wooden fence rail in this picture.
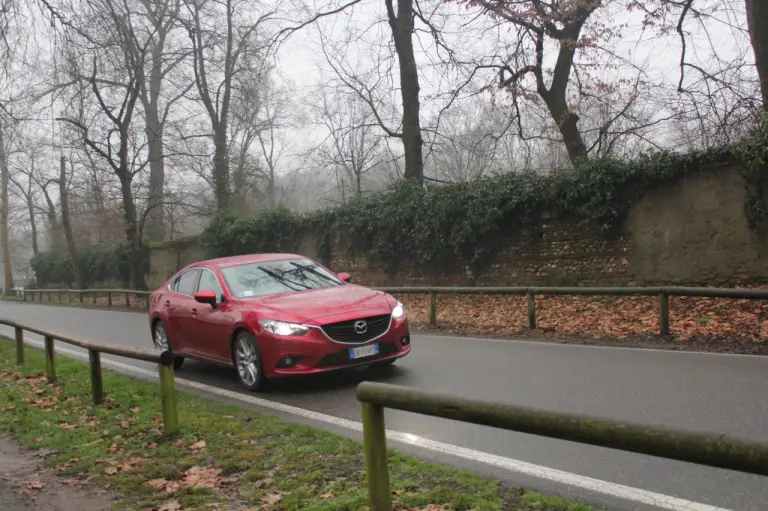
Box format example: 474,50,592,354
15,284,768,337
356,382,768,510
0,318,179,435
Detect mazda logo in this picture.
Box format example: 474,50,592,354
354,320,368,334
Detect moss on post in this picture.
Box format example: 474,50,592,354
158,357,179,436
44,335,56,383
14,326,23,365
527,291,536,329
361,403,391,511
89,350,103,405
428,291,437,326
659,291,670,336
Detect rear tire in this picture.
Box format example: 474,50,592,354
153,321,184,370
233,331,264,392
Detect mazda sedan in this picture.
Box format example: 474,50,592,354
148,254,411,390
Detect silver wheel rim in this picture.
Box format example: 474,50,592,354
236,337,259,387
154,324,169,351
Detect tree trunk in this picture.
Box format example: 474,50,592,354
746,0,768,107
27,200,38,256
386,0,423,185
543,99,588,163
59,156,83,289
144,113,165,241
213,126,231,211
118,173,146,290
0,126,13,295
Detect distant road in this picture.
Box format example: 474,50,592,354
1,300,766,511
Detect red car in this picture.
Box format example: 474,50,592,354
148,253,411,390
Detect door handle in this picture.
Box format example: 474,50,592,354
191,308,198,316
164,301,171,308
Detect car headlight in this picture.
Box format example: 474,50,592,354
392,301,405,320
259,320,310,336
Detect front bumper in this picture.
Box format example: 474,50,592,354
260,317,411,377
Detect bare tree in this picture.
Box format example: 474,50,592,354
0,119,13,293
55,0,151,289
312,92,385,196
183,0,275,212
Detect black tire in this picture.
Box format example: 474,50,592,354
233,331,264,391
153,321,184,370
374,358,397,368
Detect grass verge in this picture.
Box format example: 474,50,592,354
0,340,595,511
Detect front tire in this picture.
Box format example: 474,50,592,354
233,331,264,391
153,321,185,370
374,358,397,368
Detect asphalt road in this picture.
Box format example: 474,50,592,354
1,301,767,511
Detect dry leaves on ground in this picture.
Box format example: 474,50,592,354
397,292,768,342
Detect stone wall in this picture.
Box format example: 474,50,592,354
146,164,768,287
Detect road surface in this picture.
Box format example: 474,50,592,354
0,301,766,511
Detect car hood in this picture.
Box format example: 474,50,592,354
245,284,393,324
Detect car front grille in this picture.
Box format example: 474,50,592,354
320,314,391,344
316,342,398,367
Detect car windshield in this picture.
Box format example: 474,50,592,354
220,258,343,299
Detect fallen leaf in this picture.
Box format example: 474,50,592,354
147,478,168,489
26,481,43,490
260,493,282,505
188,440,206,450
130,406,140,413
59,423,76,430
104,467,118,475
158,500,181,511
107,444,118,453
119,421,130,429
34,437,43,443
5,406,15,411
321,490,335,500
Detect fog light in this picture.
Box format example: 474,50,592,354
401,336,410,346
277,356,301,368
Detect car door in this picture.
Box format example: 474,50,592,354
191,268,232,363
168,268,202,353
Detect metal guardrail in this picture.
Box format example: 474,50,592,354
356,382,768,510
14,284,768,336
0,318,179,435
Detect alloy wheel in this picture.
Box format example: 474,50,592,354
235,336,260,387
153,323,169,351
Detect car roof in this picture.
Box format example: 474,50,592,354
197,253,306,269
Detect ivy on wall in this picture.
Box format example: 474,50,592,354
29,244,145,288
203,137,767,275
30,125,768,286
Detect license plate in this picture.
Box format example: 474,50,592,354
349,344,379,360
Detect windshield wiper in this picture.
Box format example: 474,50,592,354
289,262,340,286
258,265,311,292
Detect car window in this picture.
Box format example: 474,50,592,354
197,269,223,301
176,269,201,296
221,258,342,299
171,276,181,292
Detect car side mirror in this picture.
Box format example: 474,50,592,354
194,290,218,309
338,272,351,283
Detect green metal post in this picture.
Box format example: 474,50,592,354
14,327,23,365
659,292,670,336
361,403,391,511
428,291,437,326
158,363,179,435
527,291,536,329
89,350,103,405
44,336,56,383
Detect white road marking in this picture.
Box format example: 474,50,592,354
2,328,733,511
